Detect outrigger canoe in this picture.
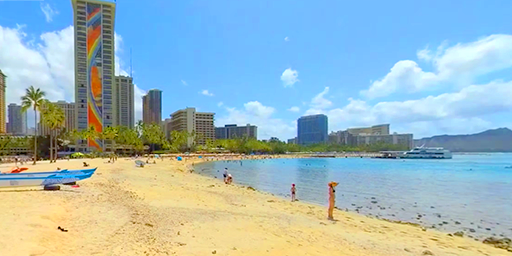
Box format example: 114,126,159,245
0,168,96,178
0,168,97,188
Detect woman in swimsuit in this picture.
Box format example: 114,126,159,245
291,184,296,202
328,181,339,220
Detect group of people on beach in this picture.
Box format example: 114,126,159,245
290,181,339,220
223,168,233,184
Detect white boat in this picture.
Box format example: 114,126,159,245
401,146,452,159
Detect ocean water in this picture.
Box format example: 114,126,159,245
195,154,512,239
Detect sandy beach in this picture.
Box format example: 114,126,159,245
0,156,508,256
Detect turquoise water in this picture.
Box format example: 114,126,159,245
195,154,512,239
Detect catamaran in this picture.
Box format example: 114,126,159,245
401,146,452,159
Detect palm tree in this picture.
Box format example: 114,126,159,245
41,101,65,162
81,126,100,151
143,123,166,153
21,86,46,164
102,126,119,153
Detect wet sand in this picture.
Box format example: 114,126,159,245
0,156,509,256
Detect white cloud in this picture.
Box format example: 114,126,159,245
304,87,333,115
217,102,224,107
217,101,294,140
0,24,140,125
280,68,299,87
416,46,432,62
181,80,188,86
323,80,512,136
288,106,300,112
114,33,129,76
361,34,512,99
200,90,214,96
284,37,289,42
40,2,58,23
0,25,72,106
244,101,274,118
133,85,145,122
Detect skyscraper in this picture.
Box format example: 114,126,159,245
38,101,75,136
142,89,162,124
297,114,328,145
169,107,215,147
215,124,257,139
72,0,116,151
55,101,76,132
115,75,134,128
0,70,6,133
7,103,27,135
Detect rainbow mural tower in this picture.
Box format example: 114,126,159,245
72,0,116,151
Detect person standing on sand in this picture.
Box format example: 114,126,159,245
328,181,339,220
291,184,296,202
223,168,228,183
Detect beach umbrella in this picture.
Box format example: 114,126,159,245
71,152,84,158
177,156,183,161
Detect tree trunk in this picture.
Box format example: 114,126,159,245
49,132,53,163
33,107,37,165
54,130,58,162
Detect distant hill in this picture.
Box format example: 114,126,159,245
414,128,512,152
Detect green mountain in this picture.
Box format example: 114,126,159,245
414,128,512,152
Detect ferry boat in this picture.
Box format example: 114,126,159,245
401,146,452,159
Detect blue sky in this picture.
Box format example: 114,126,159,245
1,0,512,140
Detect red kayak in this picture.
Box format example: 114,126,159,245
10,167,29,173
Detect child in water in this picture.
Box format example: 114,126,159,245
291,184,296,202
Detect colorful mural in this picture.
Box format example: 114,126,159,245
86,3,102,150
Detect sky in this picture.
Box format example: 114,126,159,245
0,0,512,140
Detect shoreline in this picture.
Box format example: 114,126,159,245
0,155,509,255
192,156,510,235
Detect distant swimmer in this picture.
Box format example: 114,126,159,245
328,181,339,220
291,184,296,202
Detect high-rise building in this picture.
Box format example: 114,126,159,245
72,0,116,151
347,124,390,136
142,89,162,125
0,70,6,133
287,137,297,144
7,103,27,135
115,75,134,128
162,118,172,139
38,101,75,136
329,124,413,149
55,101,76,132
297,114,328,145
170,107,215,147
215,124,257,140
